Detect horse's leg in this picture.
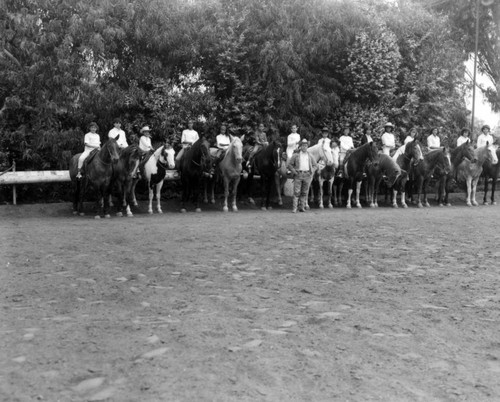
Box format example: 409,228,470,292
222,176,230,212
195,177,202,212
130,179,139,207
326,178,333,209
355,180,362,208
491,174,497,205
247,172,255,205
471,177,479,206
275,172,283,206
103,185,112,219
416,176,424,208
232,177,240,212
346,179,353,209
423,178,431,207
483,174,490,205
318,177,325,209
465,177,472,206
368,177,375,208
147,182,154,214
156,181,164,213
180,178,188,213
260,176,268,210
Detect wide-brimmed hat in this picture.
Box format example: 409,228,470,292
384,122,394,128
299,139,309,145
140,126,151,133
482,125,491,131
322,126,329,132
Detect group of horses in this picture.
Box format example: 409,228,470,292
68,133,500,218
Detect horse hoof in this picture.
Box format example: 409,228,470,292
222,207,229,212
180,208,187,213
319,205,324,209
492,202,497,205
466,203,472,207
356,204,362,209
472,202,478,207
232,207,238,212
133,202,139,207
148,210,153,214
248,198,255,205
417,203,423,208
195,208,202,213
72,211,78,215
94,215,101,219
210,200,215,205
305,205,310,210
438,203,444,207
392,204,398,209
104,214,111,219
127,213,134,217
278,201,283,206
402,204,408,209
158,210,163,214
116,212,123,217
346,205,351,209
483,202,489,206
446,203,452,207
261,207,267,211
425,203,430,208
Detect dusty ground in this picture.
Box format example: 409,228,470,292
1,194,500,402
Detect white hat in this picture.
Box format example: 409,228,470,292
384,122,394,128
140,126,151,132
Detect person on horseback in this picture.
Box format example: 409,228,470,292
360,125,374,145
338,125,354,178
108,118,128,149
427,127,441,150
175,119,199,163
215,124,231,162
287,138,318,213
139,126,154,154
476,125,494,149
246,123,268,171
381,122,396,155
403,127,418,145
456,128,471,147
286,124,301,160
76,122,101,179
319,126,331,148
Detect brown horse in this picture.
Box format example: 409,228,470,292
481,147,500,205
69,136,121,218
337,142,379,208
218,136,243,212
111,145,142,217
413,148,451,208
366,154,402,208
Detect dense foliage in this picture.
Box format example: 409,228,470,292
1,0,480,192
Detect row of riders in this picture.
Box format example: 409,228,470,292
69,119,499,217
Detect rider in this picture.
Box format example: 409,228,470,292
139,126,154,154
286,124,301,161
76,122,101,179
108,118,128,149
426,127,441,150
338,124,354,177
381,122,396,155
319,126,331,148
360,125,373,145
215,124,231,162
246,123,268,171
175,119,199,163
476,124,494,149
456,128,471,147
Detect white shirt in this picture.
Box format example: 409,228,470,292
84,132,101,148
108,127,128,148
339,135,354,153
404,136,414,144
181,129,199,146
286,133,301,159
216,134,231,150
298,152,310,171
456,136,469,147
476,133,494,149
427,134,440,149
139,135,153,152
381,132,395,155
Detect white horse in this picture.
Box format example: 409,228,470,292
456,143,498,206
130,144,176,214
306,140,338,209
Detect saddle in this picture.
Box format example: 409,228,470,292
80,149,99,177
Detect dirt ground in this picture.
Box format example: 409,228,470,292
2,193,500,402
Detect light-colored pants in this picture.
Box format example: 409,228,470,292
78,146,98,169
293,171,312,209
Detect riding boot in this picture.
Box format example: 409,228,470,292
292,196,298,213
299,196,307,212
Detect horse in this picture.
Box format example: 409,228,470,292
306,140,339,209
69,136,121,218
129,144,176,214
366,153,403,208
481,147,500,205
435,140,476,207
111,145,142,217
413,148,451,208
456,143,498,206
274,151,291,207
179,137,213,213
246,139,282,210
335,142,379,208
391,140,423,206
204,136,244,212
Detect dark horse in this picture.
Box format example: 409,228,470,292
482,147,500,205
436,140,476,206
179,137,213,213
336,142,379,208
246,139,282,210
69,136,121,218
111,145,142,217
413,148,451,208
366,154,404,208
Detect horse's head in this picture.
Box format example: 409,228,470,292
107,135,121,163
439,147,452,175
381,154,401,188
200,138,214,176
487,142,499,165
367,141,380,164
125,146,141,179
271,139,282,169
161,144,176,169
230,136,243,164
408,140,423,162
319,139,335,167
